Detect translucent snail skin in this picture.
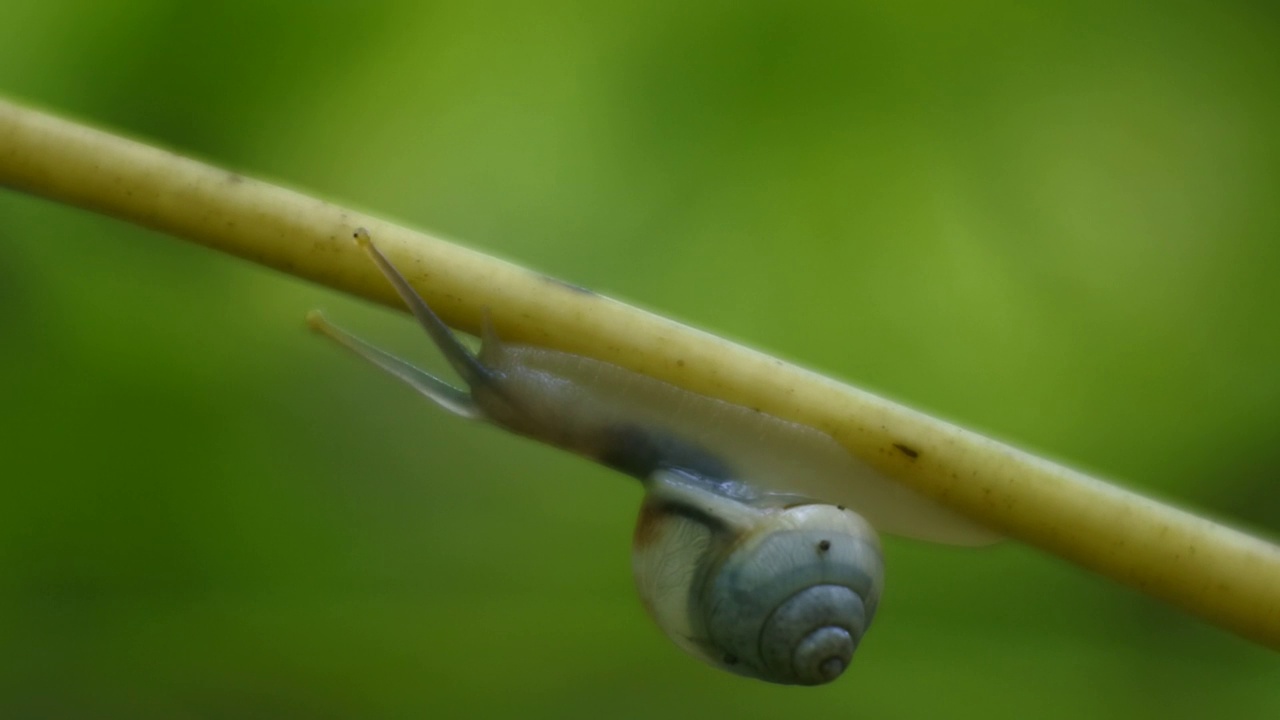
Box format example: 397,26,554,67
308,229,990,685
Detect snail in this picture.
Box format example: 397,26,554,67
307,229,995,685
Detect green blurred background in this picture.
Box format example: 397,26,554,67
1,1,1277,717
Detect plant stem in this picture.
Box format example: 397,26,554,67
2,97,1277,649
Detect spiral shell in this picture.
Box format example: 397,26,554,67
633,473,884,685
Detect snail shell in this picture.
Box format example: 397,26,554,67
634,469,883,684
307,229,992,685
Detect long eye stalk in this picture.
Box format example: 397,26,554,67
351,228,493,389
306,229,492,419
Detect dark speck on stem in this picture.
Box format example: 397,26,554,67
893,443,920,459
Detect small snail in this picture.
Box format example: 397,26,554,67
308,229,994,685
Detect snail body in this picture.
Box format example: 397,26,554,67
308,229,991,685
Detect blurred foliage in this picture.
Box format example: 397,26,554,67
1,1,1278,718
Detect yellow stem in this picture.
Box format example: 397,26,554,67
2,97,1277,649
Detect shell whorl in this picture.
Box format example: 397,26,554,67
632,488,884,686
700,510,883,685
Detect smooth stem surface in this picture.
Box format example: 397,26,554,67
2,98,1277,649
